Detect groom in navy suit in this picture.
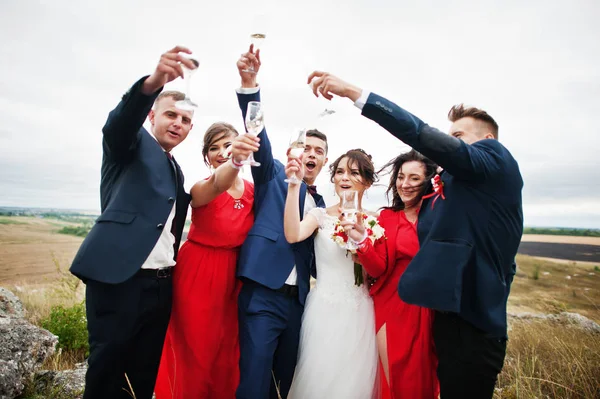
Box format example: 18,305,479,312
70,46,197,399
234,48,329,399
308,71,523,399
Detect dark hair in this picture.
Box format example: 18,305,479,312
306,129,328,154
329,148,378,186
202,122,239,167
379,150,437,211
154,90,186,108
448,103,499,139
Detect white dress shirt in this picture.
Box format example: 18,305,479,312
141,130,177,269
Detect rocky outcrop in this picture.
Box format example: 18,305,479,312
0,288,58,399
508,311,600,334
34,361,86,399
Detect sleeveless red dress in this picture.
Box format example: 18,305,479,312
155,180,254,399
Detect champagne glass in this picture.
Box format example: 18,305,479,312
341,190,359,249
242,101,263,167
175,56,200,111
284,129,306,185
242,15,267,73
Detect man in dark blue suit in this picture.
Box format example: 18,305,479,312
234,48,329,399
308,71,523,399
70,46,197,399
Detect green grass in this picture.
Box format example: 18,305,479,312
524,227,600,237
57,225,91,238
0,217,27,225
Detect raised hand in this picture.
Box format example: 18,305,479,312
307,71,362,102
237,44,261,88
142,46,197,95
231,133,261,163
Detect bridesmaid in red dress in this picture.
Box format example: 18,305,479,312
346,150,440,399
155,122,258,399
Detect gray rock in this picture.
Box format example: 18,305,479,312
34,361,86,399
0,288,24,319
508,311,600,334
0,317,57,398
558,312,600,334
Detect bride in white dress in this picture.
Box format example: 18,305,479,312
283,149,380,399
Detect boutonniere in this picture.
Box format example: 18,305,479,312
422,174,445,208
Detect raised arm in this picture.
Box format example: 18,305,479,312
235,46,277,184
306,71,506,182
190,133,260,208
103,46,196,160
283,157,318,243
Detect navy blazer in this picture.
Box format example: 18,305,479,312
70,78,190,284
362,93,523,338
236,90,324,305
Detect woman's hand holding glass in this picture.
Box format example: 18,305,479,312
340,211,367,244
229,134,261,165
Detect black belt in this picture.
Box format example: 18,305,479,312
275,284,299,297
138,267,174,278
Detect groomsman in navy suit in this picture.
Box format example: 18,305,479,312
234,47,329,399
307,71,523,399
70,46,197,399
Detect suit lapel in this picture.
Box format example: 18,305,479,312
299,183,307,218
313,192,325,208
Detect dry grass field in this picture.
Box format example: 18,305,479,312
0,216,84,285
521,234,600,246
1,217,599,398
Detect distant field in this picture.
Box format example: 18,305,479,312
2,217,599,285
0,216,84,284
521,234,600,246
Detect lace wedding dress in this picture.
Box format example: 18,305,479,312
288,208,379,399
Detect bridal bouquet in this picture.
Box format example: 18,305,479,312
331,214,385,286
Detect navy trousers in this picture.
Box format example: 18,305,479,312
236,281,304,399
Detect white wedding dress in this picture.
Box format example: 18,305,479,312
288,208,379,399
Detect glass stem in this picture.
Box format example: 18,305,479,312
185,75,192,99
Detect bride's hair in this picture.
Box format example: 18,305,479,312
328,148,379,187
202,122,239,167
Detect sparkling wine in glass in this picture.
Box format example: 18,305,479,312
341,190,359,249
243,101,263,167
284,129,306,185
175,57,200,111
242,15,267,74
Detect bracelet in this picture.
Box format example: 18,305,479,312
349,231,368,247
355,231,369,249
230,158,243,170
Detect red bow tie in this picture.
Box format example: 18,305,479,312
307,185,318,196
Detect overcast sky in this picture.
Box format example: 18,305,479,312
1,0,599,228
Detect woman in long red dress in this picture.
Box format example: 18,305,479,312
155,122,258,399
347,150,439,398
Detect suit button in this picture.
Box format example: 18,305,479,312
157,223,164,229
168,197,175,204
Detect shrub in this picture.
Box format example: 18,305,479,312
40,301,88,356
57,225,91,237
